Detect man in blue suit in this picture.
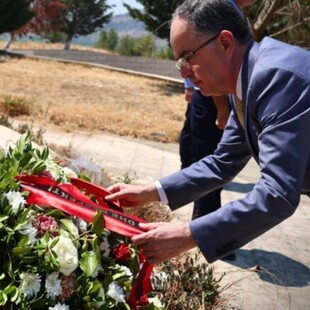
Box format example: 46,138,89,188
106,0,310,264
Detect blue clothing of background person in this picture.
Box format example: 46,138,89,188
180,78,226,219
179,78,194,170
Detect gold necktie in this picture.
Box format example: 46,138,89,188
235,97,244,127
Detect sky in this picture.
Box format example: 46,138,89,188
107,0,143,15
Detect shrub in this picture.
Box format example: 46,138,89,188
0,115,12,128
0,94,32,116
152,252,225,309
17,122,45,145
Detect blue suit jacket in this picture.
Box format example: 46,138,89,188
160,38,310,263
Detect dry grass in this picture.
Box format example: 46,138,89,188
0,41,185,143
6,40,112,54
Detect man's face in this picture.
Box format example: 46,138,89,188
170,16,231,96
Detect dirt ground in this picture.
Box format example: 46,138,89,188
0,41,185,143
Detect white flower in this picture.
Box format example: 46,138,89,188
45,272,62,300
45,161,62,180
19,223,37,244
119,265,133,281
5,191,26,213
75,218,87,233
100,237,110,257
149,296,164,308
20,272,41,298
107,282,125,305
61,167,78,179
52,236,78,276
48,302,70,310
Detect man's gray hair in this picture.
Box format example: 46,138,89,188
173,0,252,44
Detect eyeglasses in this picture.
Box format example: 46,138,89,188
175,34,219,70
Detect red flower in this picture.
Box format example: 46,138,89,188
32,214,59,237
112,243,131,262
59,273,77,302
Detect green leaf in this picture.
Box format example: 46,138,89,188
32,161,47,174
19,152,34,168
60,219,79,239
0,291,8,306
16,133,27,153
80,251,100,277
91,210,105,235
0,215,9,222
78,173,91,182
12,246,32,256
41,146,49,161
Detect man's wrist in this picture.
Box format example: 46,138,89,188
154,181,169,205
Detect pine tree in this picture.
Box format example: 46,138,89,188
124,0,184,42
58,0,113,50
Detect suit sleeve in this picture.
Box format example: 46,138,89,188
160,106,252,209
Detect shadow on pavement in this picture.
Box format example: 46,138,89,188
224,181,255,193
226,249,310,288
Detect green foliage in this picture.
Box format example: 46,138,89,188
0,115,12,128
134,34,154,57
117,35,138,55
96,28,173,58
44,31,67,43
17,123,46,145
116,34,154,56
124,0,185,42
96,29,119,51
155,46,174,60
0,95,32,117
117,172,137,184
0,134,161,309
152,252,224,309
57,0,113,47
0,0,35,35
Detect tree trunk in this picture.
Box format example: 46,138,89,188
64,40,71,50
64,33,73,50
3,33,15,50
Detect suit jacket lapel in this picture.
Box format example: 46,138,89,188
241,40,259,161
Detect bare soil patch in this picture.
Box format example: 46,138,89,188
0,42,185,143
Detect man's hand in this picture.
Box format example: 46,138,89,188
105,183,160,208
132,222,197,265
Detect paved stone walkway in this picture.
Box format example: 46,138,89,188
1,126,309,309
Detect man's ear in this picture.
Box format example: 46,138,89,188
218,30,234,52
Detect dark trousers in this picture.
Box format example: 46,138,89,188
179,90,224,220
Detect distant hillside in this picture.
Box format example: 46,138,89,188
104,14,148,38
0,13,167,49
74,13,167,48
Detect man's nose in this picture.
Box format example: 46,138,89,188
180,66,192,79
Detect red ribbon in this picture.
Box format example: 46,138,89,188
18,174,153,309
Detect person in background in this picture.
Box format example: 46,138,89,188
106,0,310,265
179,78,195,170
179,78,230,221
